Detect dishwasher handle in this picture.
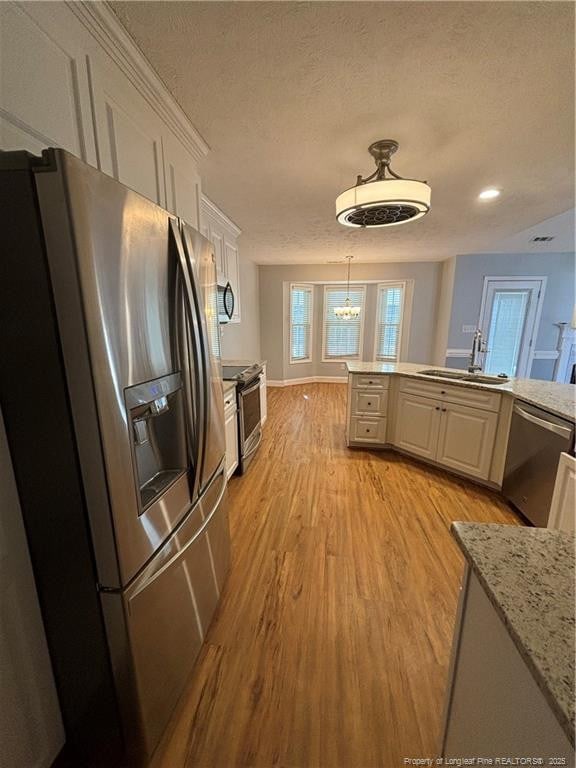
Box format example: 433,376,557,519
513,404,574,440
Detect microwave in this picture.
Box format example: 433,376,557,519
217,276,235,323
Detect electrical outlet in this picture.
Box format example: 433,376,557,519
462,325,476,334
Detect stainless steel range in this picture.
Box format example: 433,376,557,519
222,363,263,474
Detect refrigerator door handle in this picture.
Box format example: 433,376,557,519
170,219,205,498
181,225,212,478
129,464,227,599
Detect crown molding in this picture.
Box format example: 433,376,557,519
201,194,242,237
66,1,209,162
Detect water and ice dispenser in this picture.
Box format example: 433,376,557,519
125,373,188,513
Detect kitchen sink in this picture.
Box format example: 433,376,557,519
420,369,509,385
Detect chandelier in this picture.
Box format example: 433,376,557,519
333,256,361,320
336,139,431,228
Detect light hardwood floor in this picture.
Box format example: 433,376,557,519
151,383,521,768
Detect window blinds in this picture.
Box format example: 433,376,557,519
290,285,313,362
323,287,365,360
375,284,404,361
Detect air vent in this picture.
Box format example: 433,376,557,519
531,236,555,242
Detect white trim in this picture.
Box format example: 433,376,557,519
373,280,412,363
478,275,547,378
201,195,242,236
289,283,314,364
268,376,347,387
532,350,560,360
321,284,366,363
67,1,209,161
446,349,470,358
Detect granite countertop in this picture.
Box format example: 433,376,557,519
346,361,576,422
452,522,575,745
222,358,266,367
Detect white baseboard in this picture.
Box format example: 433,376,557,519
267,376,347,387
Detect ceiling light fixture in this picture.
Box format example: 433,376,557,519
336,139,431,228
478,188,501,201
333,255,361,320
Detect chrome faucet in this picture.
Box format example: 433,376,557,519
468,329,485,373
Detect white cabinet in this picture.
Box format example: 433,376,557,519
162,132,201,229
391,380,500,481
436,403,499,480
442,568,574,761
548,452,576,532
394,393,441,460
259,364,267,425
224,389,238,480
347,374,390,445
200,196,241,323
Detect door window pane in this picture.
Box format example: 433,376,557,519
484,290,529,376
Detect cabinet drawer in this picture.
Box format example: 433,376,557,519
349,416,387,444
224,393,237,420
398,376,501,412
351,389,388,416
351,374,390,390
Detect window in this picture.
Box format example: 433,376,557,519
322,286,366,361
374,283,405,361
290,284,314,363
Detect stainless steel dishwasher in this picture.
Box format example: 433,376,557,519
503,402,574,526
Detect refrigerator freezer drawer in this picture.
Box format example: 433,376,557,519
107,466,230,763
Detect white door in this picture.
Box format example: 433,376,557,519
394,393,441,460
479,278,545,378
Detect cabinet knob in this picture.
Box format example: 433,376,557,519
441,390,446,394
366,428,371,433
369,380,373,384
435,406,440,411
368,401,372,406
442,408,447,412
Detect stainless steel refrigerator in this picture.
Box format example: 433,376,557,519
0,149,230,766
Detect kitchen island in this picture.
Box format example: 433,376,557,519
345,362,575,490
440,522,575,761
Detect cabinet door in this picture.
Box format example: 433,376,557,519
394,393,441,460
436,403,498,480
224,410,239,479
224,240,241,322
90,60,165,206
163,133,201,229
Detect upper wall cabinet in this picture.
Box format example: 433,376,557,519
0,2,208,226
0,2,96,161
201,196,242,323
89,58,167,208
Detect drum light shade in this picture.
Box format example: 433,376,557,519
336,178,431,228
336,139,431,229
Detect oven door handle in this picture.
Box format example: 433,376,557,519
513,404,574,439
240,378,261,398
243,430,263,459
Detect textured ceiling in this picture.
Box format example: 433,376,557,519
111,1,575,264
